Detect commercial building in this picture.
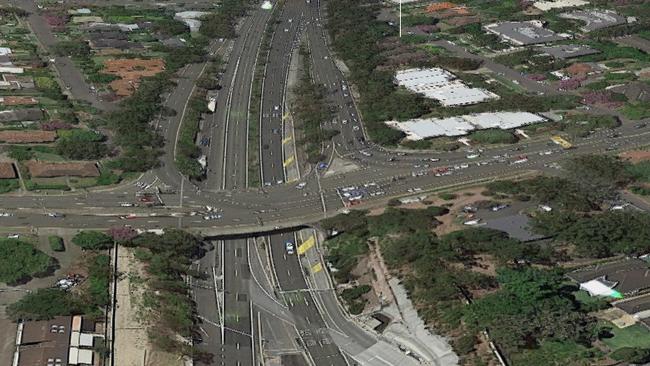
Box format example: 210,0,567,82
386,111,546,140
15,315,104,366
533,0,589,11
559,9,627,32
395,68,498,106
539,44,600,59
484,20,567,46
568,258,650,298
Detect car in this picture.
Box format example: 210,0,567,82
491,204,509,212
47,212,65,218
0,212,13,217
352,125,360,131
635,123,647,129
296,182,307,189
7,234,19,239
285,241,295,255
276,179,283,185
271,128,280,134
466,154,480,159
342,119,348,125
203,213,222,220
430,158,440,162
120,203,134,207
273,105,280,111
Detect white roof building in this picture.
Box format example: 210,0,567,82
533,0,589,11
580,278,622,298
0,47,12,56
0,66,23,74
68,347,93,365
386,112,546,140
395,68,498,107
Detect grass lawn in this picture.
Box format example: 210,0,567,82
602,323,650,351
32,151,66,162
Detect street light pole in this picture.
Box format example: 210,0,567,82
399,0,402,38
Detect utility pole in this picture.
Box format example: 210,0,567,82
399,0,402,38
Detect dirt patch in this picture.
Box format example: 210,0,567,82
620,150,650,163
102,58,165,97
114,246,182,366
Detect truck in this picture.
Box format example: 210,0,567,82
551,135,573,149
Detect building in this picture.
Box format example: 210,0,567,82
568,258,650,298
0,96,38,105
0,47,12,56
0,130,57,143
72,16,104,24
17,316,72,366
539,44,600,59
533,0,589,11
26,161,100,178
559,9,627,32
3,74,35,89
484,20,567,46
0,161,17,179
174,11,209,32
609,82,650,103
386,111,546,140
0,66,24,74
483,214,547,242
395,68,498,107
16,315,104,366
615,293,650,328
0,108,44,123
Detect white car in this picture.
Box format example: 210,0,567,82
285,241,295,255
466,154,480,159
7,234,19,239
296,182,307,189
273,105,280,111
0,212,13,217
120,203,134,207
47,212,64,218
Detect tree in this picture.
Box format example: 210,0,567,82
7,288,86,321
564,155,632,199
72,231,113,250
0,239,58,285
54,40,91,58
610,347,650,363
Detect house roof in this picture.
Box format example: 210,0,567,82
0,162,16,178
0,108,44,123
567,258,650,296
565,62,593,76
19,316,72,366
616,293,650,316
0,130,57,143
610,82,650,103
26,161,100,178
0,96,38,105
483,214,547,242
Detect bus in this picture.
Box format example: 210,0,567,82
551,135,573,149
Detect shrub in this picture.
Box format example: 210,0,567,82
72,231,113,250
48,236,65,252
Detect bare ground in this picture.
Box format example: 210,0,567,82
620,149,650,163
114,246,182,366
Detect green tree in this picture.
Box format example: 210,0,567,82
72,231,113,250
7,288,86,321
